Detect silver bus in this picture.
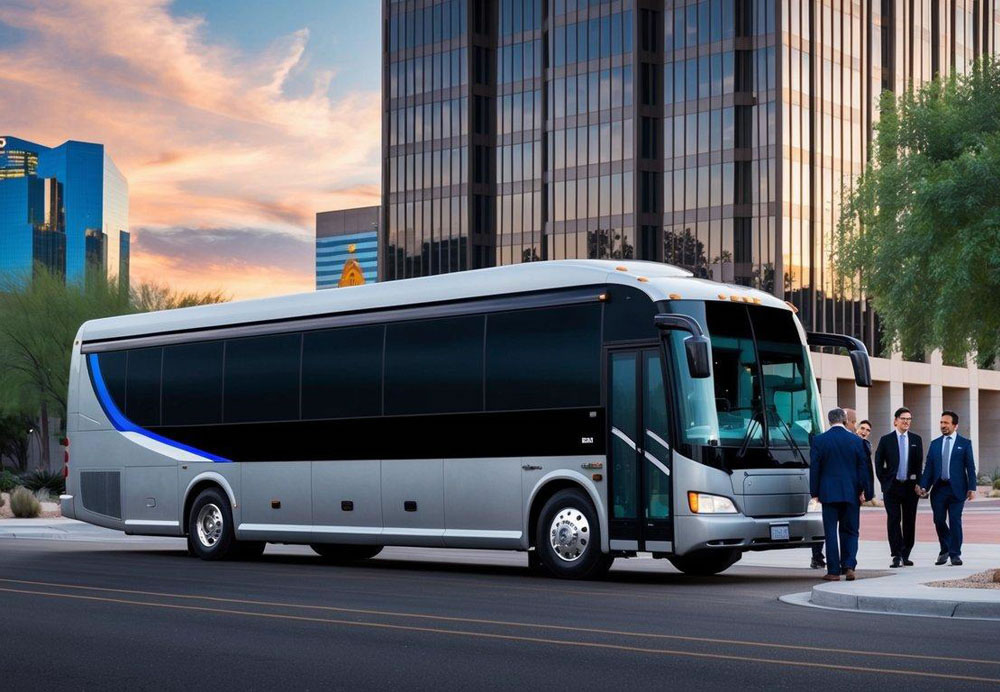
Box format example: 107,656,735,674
61,260,870,579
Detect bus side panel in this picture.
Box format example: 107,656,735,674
443,457,522,548
312,460,383,544
69,353,182,535
238,462,312,540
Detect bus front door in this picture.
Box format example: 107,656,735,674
607,348,674,552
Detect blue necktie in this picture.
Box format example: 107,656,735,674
942,437,952,481
897,434,907,481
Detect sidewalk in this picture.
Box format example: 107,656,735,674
758,540,1000,619
0,518,182,543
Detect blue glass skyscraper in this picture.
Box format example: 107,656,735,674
0,135,129,286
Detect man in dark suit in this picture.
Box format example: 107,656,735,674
874,407,924,567
918,411,977,566
810,408,872,581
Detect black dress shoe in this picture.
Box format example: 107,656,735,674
902,558,914,566
890,557,902,568
951,557,963,566
935,552,948,565
810,557,826,569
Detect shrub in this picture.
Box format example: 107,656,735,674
993,478,1000,491
20,469,65,496
10,486,41,518
1,492,5,509
0,469,21,493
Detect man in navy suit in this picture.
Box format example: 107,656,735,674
917,411,977,566
810,408,873,581
874,407,924,567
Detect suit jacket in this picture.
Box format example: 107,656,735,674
862,438,875,502
874,430,924,491
810,426,871,504
920,434,977,498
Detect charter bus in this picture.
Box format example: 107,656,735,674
61,260,871,579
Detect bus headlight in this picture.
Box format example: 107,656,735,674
688,492,738,514
807,497,822,513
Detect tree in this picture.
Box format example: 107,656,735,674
0,266,228,468
835,56,1000,363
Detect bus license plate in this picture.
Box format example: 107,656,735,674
770,525,790,541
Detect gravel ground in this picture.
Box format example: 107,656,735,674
928,569,1000,590
0,492,61,519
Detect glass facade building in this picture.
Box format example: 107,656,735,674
382,0,1000,350
0,135,129,286
316,206,380,289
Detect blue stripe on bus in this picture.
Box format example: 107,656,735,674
87,353,231,463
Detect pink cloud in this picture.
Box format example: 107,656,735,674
0,0,381,298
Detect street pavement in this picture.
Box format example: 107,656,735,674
1,529,999,689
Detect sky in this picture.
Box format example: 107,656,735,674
0,0,382,299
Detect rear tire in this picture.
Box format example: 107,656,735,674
668,549,741,576
534,489,613,580
310,544,383,562
187,488,238,561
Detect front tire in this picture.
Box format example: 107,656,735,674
187,487,238,560
310,544,383,562
668,549,741,576
535,489,613,579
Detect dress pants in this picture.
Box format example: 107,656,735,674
883,480,918,558
822,501,860,575
930,482,966,558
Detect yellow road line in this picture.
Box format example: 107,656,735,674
0,577,997,668
1,586,997,684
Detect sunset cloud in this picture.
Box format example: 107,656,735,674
0,0,381,298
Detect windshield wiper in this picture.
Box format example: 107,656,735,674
736,399,764,460
767,407,809,466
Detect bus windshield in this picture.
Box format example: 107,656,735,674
665,301,823,469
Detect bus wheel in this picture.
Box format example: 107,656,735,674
535,489,613,580
187,487,237,561
310,544,383,562
667,549,741,576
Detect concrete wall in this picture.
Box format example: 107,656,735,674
813,351,1000,480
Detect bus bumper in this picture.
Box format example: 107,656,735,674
673,513,824,555
60,494,76,520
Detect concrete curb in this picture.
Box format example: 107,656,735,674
782,567,1000,620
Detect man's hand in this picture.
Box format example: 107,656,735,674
914,485,925,497
859,491,866,504
967,490,975,501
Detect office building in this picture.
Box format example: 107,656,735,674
316,206,379,289
0,135,129,285
381,0,1000,472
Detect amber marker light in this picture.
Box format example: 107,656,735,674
717,293,727,300
637,276,649,282
784,300,799,313
669,293,681,299
598,293,608,301
616,265,628,271
688,491,699,513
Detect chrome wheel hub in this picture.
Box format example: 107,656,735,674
549,507,590,562
196,503,224,549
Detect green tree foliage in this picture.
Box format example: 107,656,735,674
835,56,1000,363
0,267,228,464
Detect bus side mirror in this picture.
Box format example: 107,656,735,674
684,335,712,379
806,332,872,387
654,313,712,379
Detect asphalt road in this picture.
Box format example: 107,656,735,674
1,540,998,690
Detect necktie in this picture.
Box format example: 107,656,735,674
942,437,952,481
897,434,907,481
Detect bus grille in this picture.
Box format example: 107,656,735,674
80,471,122,519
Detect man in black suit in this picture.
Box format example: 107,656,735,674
874,407,924,568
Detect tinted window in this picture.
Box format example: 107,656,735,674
96,351,127,413
384,316,484,415
486,304,602,410
125,347,162,427
603,285,658,341
224,333,301,423
162,341,223,426
302,326,384,419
